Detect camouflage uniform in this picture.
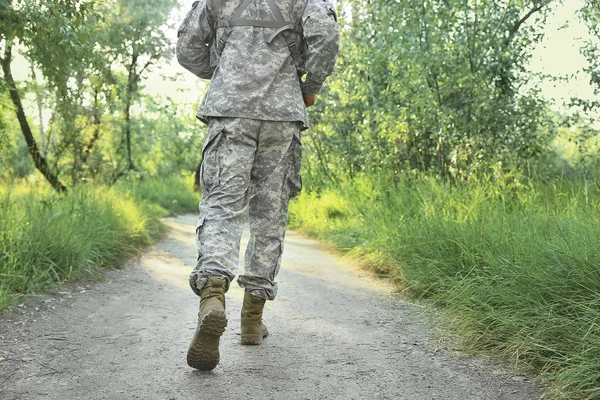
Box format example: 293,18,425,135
177,0,339,300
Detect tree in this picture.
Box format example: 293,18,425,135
305,0,555,184
99,0,177,178
0,0,181,188
577,1,600,115
0,0,97,192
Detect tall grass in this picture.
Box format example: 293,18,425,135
0,175,200,310
289,176,600,399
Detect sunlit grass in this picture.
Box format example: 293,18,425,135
118,174,200,216
0,176,200,310
289,175,600,399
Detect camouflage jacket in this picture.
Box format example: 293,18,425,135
176,0,340,129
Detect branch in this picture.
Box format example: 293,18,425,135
82,90,101,164
134,53,161,83
507,2,546,43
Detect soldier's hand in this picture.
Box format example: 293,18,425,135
303,93,316,108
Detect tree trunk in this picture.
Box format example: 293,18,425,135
82,88,101,165
306,129,335,184
124,97,134,171
31,67,47,158
1,43,67,193
124,52,138,172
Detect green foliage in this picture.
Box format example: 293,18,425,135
1,0,94,90
0,90,11,175
0,175,199,310
305,0,555,183
0,90,34,178
117,175,200,216
0,0,182,187
577,1,600,115
99,0,177,71
131,94,206,178
551,123,600,174
96,0,179,176
290,177,600,398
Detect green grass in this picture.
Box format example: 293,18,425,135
0,175,199,311
289,176,600,399
118,175,200,216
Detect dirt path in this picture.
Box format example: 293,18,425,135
0,214,541,400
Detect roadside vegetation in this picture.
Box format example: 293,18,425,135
0,0,202,311
285,1,600,396
0,176,199,311
289,175,600,398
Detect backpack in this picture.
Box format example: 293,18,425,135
179,0,307,77
213,0,306,75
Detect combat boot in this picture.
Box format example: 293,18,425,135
187,278,228,370
241,291,269,345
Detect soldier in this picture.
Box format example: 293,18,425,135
177,0,339,371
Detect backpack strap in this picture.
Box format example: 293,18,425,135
257,0,304,69
215,0,252,54
263,0,286,22
231,0,254,19
214,0,304,71
217,20,290,30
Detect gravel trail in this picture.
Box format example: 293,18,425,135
0,214,541,400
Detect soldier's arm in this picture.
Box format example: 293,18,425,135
176,0,215,80
300,0,340,96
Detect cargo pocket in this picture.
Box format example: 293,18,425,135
286,134,302,199
200,129,224,194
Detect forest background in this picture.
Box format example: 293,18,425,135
1,0,600,398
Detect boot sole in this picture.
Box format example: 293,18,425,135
241,330,269,345
187,309,227,371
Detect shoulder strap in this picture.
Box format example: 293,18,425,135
214,0,304,70
264,0,286,22
218,20,289,29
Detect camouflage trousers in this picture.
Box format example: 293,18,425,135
190,117,302,300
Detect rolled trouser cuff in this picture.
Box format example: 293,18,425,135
237,275,278,301
189,271,232,297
